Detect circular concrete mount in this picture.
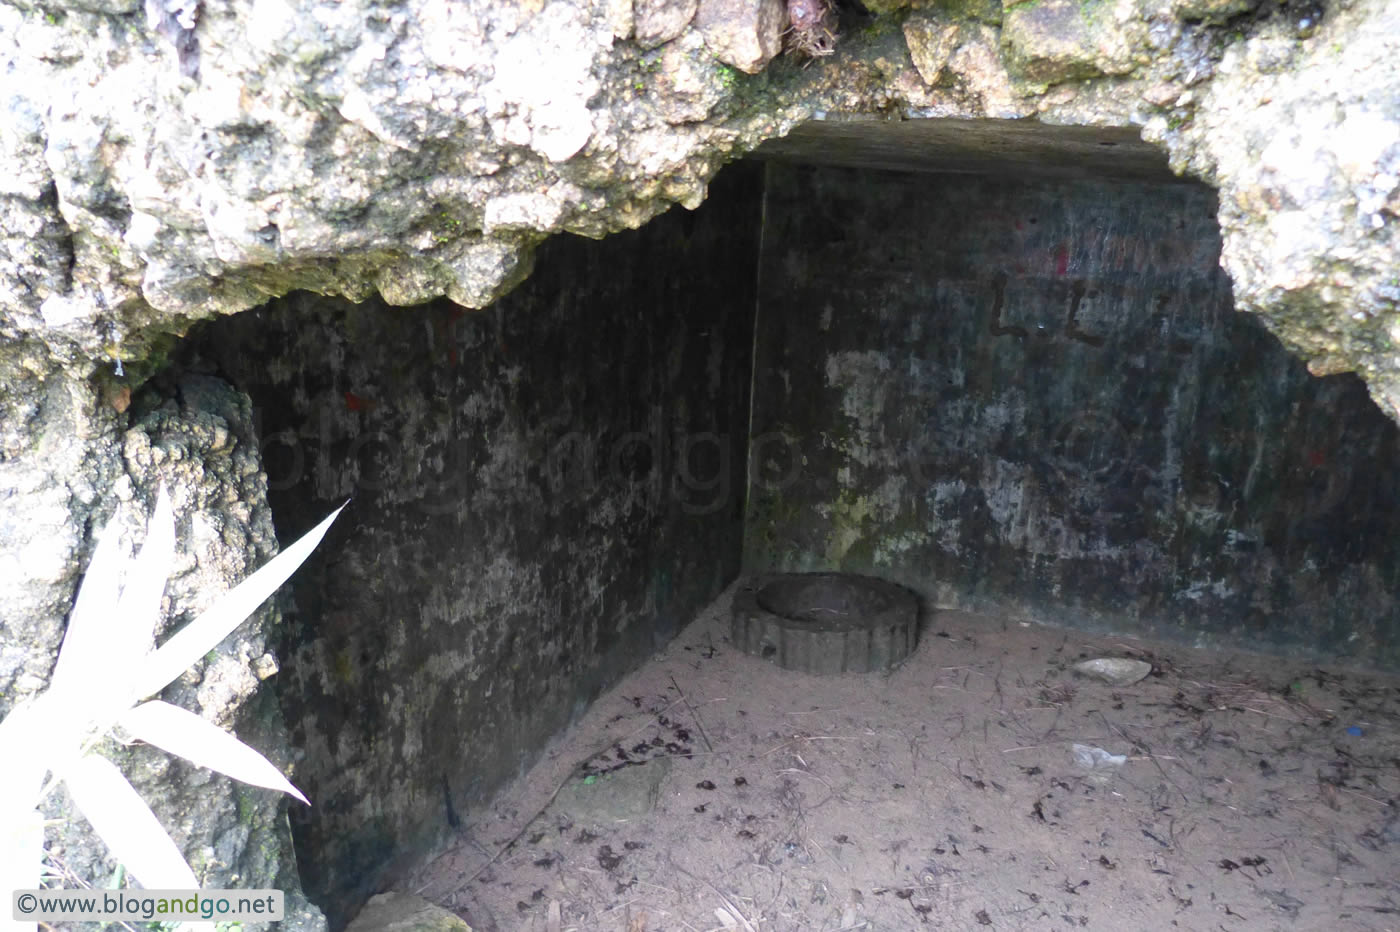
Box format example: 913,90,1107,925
731,573,919,675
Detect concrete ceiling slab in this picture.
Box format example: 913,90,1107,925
749,117,1187,184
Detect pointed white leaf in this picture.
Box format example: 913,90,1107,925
110,488,176,677
48,507,129,698
0,699,55,805
0,806,45,919
131,502,347,701
60,754,198,890
118,701,308,804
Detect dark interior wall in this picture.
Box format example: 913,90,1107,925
180,164,762,923
745,162,1400,668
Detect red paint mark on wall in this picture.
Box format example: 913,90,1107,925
344,390,369,412
1307,450,1327,467
1054,245,1070,276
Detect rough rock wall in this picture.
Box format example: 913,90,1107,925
0,0,782,368
746,162,1400,668
0,369,324,927
0,355,120,711
113,376,322,926
1164,0,1400,415
1,0,1395,411
171,164,762,922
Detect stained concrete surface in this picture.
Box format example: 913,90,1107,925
157,156,1400,925
172,164,764,924
749,119,1182,184
745,162,1400,669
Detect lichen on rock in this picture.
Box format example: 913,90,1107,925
1000,0,1157,86
1155,0,1400,414
0,0,1395,422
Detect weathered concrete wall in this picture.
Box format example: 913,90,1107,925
746,162,1400,669
176,164,761,923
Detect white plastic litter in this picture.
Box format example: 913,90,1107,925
1072,744,1127,770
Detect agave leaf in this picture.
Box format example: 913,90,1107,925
60,754,198,890
109,489,176,678
0,699,56,807
49,490,176,733
130,502,346,702
46,506,129,700
118,701,308,804
0,805,44,921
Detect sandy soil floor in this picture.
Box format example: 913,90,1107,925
409,582,1400,931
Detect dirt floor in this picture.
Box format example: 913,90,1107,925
409,582,1400,931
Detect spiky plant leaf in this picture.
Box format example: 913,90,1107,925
49,490,175,734
109,489,176,686
0,493,343,906
0,805,44,931
0,699,52,805
130,502,347,702
46,507,130,700
59,754,199,890
118,701,308,804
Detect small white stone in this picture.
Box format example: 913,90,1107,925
1074,658,1152,686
